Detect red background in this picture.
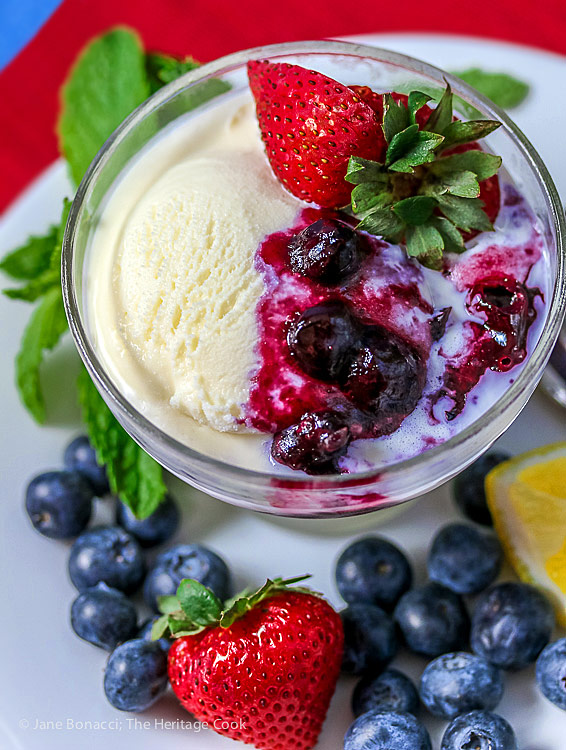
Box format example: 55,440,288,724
1,0,565,214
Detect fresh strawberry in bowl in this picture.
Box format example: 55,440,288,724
153,575,344,749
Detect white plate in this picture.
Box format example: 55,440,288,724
1,33,565,750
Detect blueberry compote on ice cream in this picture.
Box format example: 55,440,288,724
87,62,548,478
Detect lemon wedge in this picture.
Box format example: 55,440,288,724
485,442,566,627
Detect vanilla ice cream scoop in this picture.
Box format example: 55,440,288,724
116,149,298,430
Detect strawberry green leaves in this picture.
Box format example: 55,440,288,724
155,576,313,639
345,84,502,269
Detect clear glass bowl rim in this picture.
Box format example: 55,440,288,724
62,39,566,492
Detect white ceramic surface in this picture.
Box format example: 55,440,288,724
0,33,565,750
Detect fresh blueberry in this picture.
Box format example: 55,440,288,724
70,583,138,651
441,710,517,750
25,470,93,539
116,495,180,548
336,536,412,610
271,410,351,475
536,638,566,709
69,526,145,594
288,218,364,283
453,451,510,526
64,435,110,496
138,617,171,652
287,300,359,381
104,639,168,712
428,523,502,595
420,652,504,719
344,711,431,750
144,544,231,612
353,669,419,717
471,582,554,670
394,583,470,658
341,603,397,675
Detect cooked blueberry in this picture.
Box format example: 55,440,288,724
353,669,419,717
70,583,138,651
441,710,517,750
138,617,171,652
144,543,231,612
116,494,180,548
104,639,168,712
471,582,554,670
271,411,351,474
288,218,363,283
536,638,566,710
453,451,510,525
68,526,145,594
428,523,502,595
336,536,412,610
394,583,470,658
420,652,504,719
430,307,452,341
64,435,110,496
345,711,431,750
342,328,424,422
341,603,397,675
25,470,93,539
287,300,359,381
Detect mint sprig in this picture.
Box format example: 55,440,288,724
346,84,502,269
453,68,530,109
153,575,314,640
0,27,231,517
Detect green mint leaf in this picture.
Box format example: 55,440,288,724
393,196,437,226
2,199,71,300
405,224,444,268
423,83,453,134
431,216,465,253
3,269,60,302
351,184,393,214
0,226,58,281
77,367,167,518
453,68,529,109
151,614,170,641
437,194,493,232
441,120,501,150
357,207,404,240
408,91,432,124
387,128,444,173
176,579,223,626
430,151,501,181
382,94,409,143
146,52,200,93
58,28,150,185
15,287,68,423
345,156,386,185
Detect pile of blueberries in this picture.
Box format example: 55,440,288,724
25,435,231,712
24,442,566,749
338,452,566,750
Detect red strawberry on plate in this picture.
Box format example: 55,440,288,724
154,575,344,750
248,60,384,208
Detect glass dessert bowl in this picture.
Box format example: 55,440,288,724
62,40,566,518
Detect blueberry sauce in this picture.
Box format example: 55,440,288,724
245,184,544,475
